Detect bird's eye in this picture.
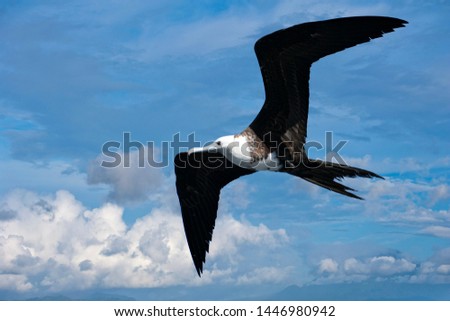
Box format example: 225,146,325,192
217,141,221,146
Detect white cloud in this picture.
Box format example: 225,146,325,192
366,256,416,276
0,188,288,292
314,255,416,284
409,259,450,284
437,264,450,274
319,258,339,274
196,211,290,284
343,257,367,274
342,154,373,169
428,184,450,206
0,274,33,292
343,256,417,277
421,226,450,239
209,214,288,261
87,147,166,204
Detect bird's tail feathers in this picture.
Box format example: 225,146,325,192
294,159,383,200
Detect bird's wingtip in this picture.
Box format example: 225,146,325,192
194,261,204,277
395,17,409,28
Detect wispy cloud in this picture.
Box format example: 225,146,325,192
421,226,450,239
357,178,450,223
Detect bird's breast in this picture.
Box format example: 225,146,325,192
224,135,282,171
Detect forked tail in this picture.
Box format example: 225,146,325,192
292,159,383,199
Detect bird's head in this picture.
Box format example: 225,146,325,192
188,135,235,155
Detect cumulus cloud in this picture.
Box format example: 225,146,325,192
409,259,450,284
344,256,416,276
313,255,417,284
318,258,339,274
0,188,288,292
0,274,33,292
202,214,290,281
436,264,450,274
210,215,288,257
87,147,166,204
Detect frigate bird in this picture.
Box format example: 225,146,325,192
174,16,407,276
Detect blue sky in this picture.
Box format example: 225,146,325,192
0,0,449,299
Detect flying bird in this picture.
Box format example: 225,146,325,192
174,16,407,276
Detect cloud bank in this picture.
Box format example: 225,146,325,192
0,187,288,292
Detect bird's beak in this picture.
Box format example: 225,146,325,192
188,143,219,155
187,146,207,155
188,147,203,155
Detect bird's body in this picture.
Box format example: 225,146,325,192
189,133,282,171
174,16,407,276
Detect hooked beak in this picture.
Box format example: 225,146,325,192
188,143,219,155
188,146,207,155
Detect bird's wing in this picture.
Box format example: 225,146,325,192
247,16,407,163
174,152,254,276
